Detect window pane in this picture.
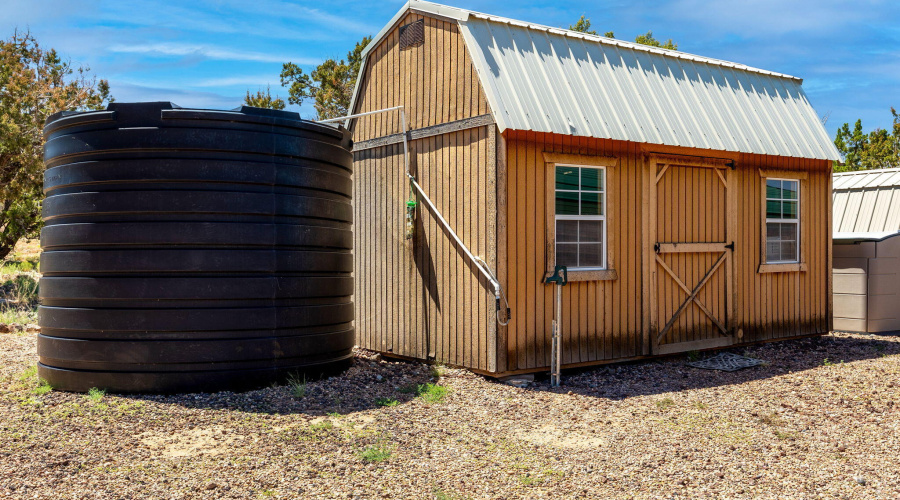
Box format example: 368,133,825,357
782,240,797,262
556,166,578,191
766,200,782,219
557,243,578,267
766,242,780,262
782,180,798,200
579,220,602,242
581,192,601,215
766,179,782,199
556,220,578,242
556,191,579,215
783,200,798,219
581,168,601,191
781,222,797,241
579,244,603,267
766,222,780,239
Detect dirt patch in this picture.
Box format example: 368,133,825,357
139,425,243,458
514,424,606,450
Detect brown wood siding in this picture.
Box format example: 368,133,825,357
351,13,496,371
500,131,832,373
351,13,489,143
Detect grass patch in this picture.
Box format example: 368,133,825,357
86,387,105,402
656,397,675,410
686,350,700,362
286,373,307,399
375,397,399,407
309,420,333,432
774,430,796,440
517,474,544,486
358,443,392,463
418,383,448,404
397,383,449,403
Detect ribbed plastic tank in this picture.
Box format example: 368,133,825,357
38,102,354,393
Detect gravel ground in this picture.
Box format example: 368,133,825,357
1,331,899,499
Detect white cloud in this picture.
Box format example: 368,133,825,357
108,42,319,64
194,75,284,87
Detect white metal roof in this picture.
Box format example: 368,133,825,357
833,231,900,242
350,0,842,161
833,168,900,235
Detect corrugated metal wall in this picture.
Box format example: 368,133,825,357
351,12,498,371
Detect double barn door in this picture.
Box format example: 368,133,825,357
647,157,736,354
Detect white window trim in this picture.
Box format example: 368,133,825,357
554,164,607,271
765,177,800,264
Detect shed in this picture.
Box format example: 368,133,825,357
348,0,841,375
832,168,900,333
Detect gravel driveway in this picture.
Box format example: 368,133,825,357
1,331,898,499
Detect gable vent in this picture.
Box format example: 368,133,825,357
399,20,425,50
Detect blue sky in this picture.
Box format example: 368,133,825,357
4,0,898,137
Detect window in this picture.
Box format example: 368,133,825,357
555,165,605,270
765,178,799,263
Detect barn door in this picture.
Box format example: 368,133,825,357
649,159,735,355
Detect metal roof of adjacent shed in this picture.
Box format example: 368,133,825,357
833,168,900,235
349,0,842,161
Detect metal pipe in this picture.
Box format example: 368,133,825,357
319,105,510,326
407,174,500,294
317,105,404,124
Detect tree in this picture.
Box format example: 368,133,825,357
280,36,372,120
833,109,900,172
569,16,677,50
243,85,285,110
0,31,112,261
634,30,678,50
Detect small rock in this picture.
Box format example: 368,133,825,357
375,375,383,381
855,477,866,486
206,483,218,490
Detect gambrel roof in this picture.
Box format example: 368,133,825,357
350,0,841,161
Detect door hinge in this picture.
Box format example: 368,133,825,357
725,241,735,251
653,242,660,253
726,160,736,170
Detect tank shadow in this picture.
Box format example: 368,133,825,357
112,353,439,416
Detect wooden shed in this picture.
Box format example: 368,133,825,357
346,0,842,376
832,168,900,333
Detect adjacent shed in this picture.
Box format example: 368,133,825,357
832,168,900,333
348,0,841,375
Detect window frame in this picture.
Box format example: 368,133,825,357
553,164,607,271
764,177,800,265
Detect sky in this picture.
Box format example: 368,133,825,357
3,0,899,138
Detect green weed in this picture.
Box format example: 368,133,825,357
686,350,700,362
656,397,675,410
286,373,307,399
375,397,399,407
358,443,392,463
86,387,105,402
309,420,333,432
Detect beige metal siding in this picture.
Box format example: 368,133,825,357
350,13,497,371
833,168,900,233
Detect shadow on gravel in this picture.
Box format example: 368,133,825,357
525,333,900,401
111,354,439,416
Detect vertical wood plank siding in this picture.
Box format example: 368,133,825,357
351,13,832,375
351,14,496,370
501,131,832,373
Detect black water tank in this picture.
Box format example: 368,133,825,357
38,102,354,393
